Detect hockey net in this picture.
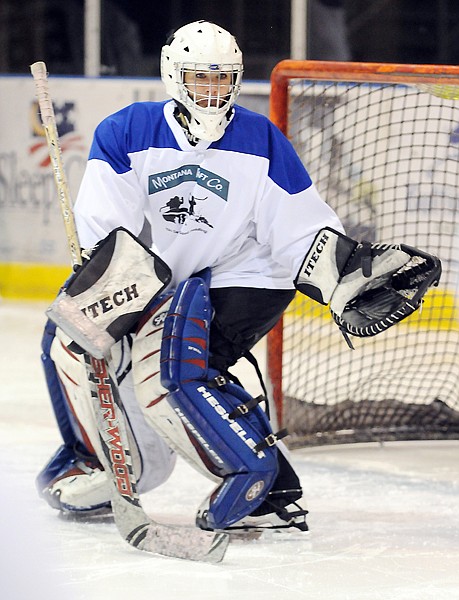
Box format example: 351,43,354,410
268,61,459,447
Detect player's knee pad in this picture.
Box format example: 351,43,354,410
160,275,281,529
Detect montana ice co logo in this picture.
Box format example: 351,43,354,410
148,165,229,201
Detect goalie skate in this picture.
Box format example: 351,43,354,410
41,457,112,518
225,499,309,536
197,493,308,537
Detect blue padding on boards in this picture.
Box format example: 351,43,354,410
160,276,278,528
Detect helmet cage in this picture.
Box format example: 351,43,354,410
176,62,243,117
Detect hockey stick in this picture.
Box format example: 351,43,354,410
30,62,82,269
30,61,229,563
87,354,228,562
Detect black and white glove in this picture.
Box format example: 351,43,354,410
295,228,441,344
46,227,172,358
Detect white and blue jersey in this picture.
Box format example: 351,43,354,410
74,100,342,289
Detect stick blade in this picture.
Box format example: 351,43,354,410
140,523,229,564
110,495,229,563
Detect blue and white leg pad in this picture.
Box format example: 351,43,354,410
160,275,280,530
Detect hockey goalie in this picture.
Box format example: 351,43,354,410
36,21,441,536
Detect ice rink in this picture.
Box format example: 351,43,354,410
1,300,458,600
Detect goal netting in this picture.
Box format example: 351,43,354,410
267,61,459,447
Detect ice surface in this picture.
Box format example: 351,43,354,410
1,300,458,600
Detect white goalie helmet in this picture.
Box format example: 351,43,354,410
161,20,243,142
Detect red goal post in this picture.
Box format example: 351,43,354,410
268,60,459,446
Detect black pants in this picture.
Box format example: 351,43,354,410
208,287,296,372
208,287,302,510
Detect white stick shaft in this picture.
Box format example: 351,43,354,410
30,61,82,267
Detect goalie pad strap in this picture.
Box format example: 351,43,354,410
228,395,265,419
254,428,289,453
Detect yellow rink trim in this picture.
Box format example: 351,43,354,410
0,263,73,301
1,263,458,330
286,288,458,331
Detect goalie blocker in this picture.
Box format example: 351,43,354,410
295,227,441,342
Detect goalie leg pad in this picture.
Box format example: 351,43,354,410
132,293,222,482
42,328,175,503
160,276,279,529
49,329,118,464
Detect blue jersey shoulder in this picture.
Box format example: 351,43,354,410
89,102,312,195
213,105,312,194
89,101,180,174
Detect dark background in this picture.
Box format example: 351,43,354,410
1,0,459,80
